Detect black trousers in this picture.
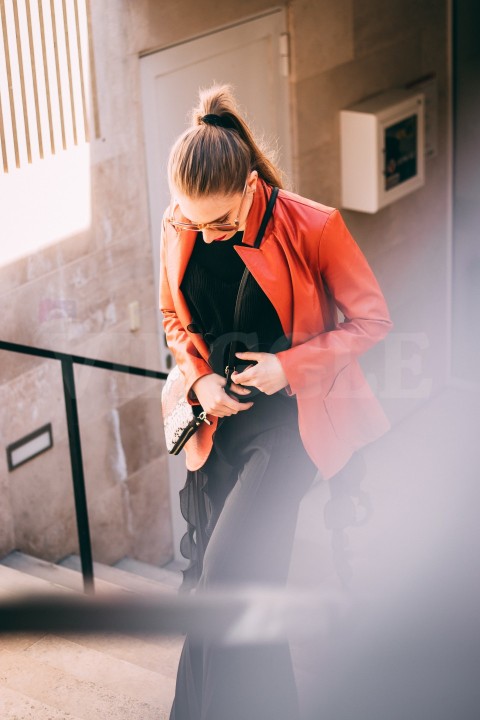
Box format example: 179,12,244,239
169,393,318,720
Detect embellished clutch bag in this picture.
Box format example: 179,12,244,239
161,364,211,455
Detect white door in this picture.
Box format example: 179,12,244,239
140,9,292,561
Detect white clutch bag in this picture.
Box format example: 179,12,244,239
161,365,211,455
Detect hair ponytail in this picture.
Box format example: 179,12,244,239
168,84,283,198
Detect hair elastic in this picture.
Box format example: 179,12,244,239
201,113,236,129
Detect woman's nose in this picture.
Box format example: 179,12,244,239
201,229,220,243
201,231,216,243
201,228,231,243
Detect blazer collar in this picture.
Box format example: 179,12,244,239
171,178,276,287
242,178,274,247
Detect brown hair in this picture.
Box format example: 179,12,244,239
167,84,283,197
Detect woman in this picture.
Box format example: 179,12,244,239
160,85,393,720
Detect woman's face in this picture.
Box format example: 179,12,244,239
174,171,257,244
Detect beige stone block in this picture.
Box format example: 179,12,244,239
0,242,117,384
296,143,339,208
0,346,37,390
24,231,94,288
1,633,47,653
95,307,165,404
77,409,124,495
89,6,144,162
0,276,58,383
23,635,176,702
0,648,167,719
290,0,354,81
378,210,448,314
117,391,166,476
90,170,149,250
343,160,448,274
88,483,130,565
420,5,448,80
341,202,402,261
0,563,69,595
294,30,423,157
91,153,147,215
65,632,183,679
70,327,164,416
93,243,156,330
125,456,173,565
123,0,280,55
0,464,15,557
9,436,77,562
352,0,440,58
0,685,82,720
0,256,29,297
0,230,94,298
4,231,156,361
0,358,66,448
77,388,163,472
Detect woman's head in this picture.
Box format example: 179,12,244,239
167,84,283,200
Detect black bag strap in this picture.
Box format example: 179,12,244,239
252,185,279,249
224,186,279,385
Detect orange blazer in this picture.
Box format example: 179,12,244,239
159,179,393,481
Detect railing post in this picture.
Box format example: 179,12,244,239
61,357,94,594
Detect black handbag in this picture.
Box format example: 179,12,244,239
162,186,279,455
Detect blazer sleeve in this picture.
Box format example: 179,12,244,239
275,209,393,398
159,217,213,403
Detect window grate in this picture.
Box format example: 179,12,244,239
0,0,99,173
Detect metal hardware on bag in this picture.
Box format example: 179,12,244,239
170,410,211,455
198,410,212,425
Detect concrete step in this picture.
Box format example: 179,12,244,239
0,553,184,718
114,556,185,589
60,631,185,679
0,684,83,720
1,552,132,596
0,560,74,596
162,557,190,574
0,639,175,719
60,553,180,594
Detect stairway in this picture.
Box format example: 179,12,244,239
0,551,186,719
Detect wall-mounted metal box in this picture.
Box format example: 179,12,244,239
340,89,425,213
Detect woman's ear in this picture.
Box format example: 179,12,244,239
247,170,258,193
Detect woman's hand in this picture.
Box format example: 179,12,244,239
231,352,289,395
191,373,254,417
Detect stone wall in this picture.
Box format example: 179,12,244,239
0,0,449,560
0,1,174,563
288,0,450,423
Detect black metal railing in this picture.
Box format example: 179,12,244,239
0,586,340,641
0,339,167,594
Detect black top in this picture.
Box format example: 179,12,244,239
177,232,303,596
180,231,295,410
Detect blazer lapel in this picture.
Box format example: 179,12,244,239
236,179,294,339
166,227,211,362
172,228,197,292
234,236,294,340
164,178,294,361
